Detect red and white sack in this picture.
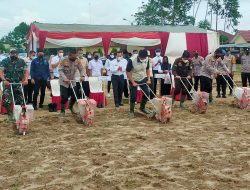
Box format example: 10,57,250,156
234,87,250,109
78,99,97,125
152,96,172,123
192,91,209,113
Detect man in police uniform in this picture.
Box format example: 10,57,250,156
58,49,85,117
241,49,250,87
172,50,193,108
0,49,28,122
126,49,151,118
192,51,204,91
224,49,236,95
200,49,221,103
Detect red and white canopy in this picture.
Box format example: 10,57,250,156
27,22,219,61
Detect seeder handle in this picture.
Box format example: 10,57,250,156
179,78,194,100
137,83,158,112
70,80,79,103
9,83,26,106
221,75,235,96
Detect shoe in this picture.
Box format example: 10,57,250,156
97,104,102,108
60,110,65,117
180,102,185,108
100,104,104,108
129,112,136,118
216,95,221,98
229,92,233,96
119,103,124,106
222,95,227,98
39,104,43,109
5,113,14,123
33,105,38,110
115,104,119,108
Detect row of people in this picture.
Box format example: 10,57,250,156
1,47,250,121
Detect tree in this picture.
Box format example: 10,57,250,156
0,43,7,53
134,0,194,25
0,22,29,49
222,0,242,31
198,19,211,29
208,0,223,31
219,34,229,44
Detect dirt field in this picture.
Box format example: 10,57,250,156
0,73,250,190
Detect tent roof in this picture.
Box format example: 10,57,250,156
33,22,208,33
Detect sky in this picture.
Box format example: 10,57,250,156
0,0,249,38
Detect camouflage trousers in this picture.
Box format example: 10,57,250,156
2,85,24,114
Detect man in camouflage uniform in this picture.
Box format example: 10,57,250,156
58,49,85,117
0,49,28,122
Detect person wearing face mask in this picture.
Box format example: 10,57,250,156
152,48,163,96
192,51,204,91
200,48,221,103
0,48,28,122
30,48,50,110
132,50,138,58
76,49,90,98
158,56,172,96
86,52,92,62
51,49,64,79
58,49,85,117
88,51,103,77
24,50,36,104
172,50,193,108
215,50,230,98
110,51,127,107
224,49,236,95
126,49,151,118
104,53,115,97
241,49,250,87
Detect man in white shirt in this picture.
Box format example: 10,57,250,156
152,48,163,95
51,49,64,79
23,50,36,104
110,51,127,107
105,53,115,97
88,51,103,77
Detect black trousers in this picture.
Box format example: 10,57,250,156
194,76,201,91
174,78,188,97
76,81,90,98
33,78,47,106
123,79,129,98
160,79,171,96
107,81,112,93
60,85,77,105
24,79,34,104
111,75,124,106
216,75,227,96
130,78,149,104
153,70,158,95
241,72,250,87
200,76,212,93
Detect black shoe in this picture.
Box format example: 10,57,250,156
222,95,227,98
33,105,38,110
229,92,233,96
39,104,43,108
100,104,104,108
115,104,119,108
216,95,221,98
97,104,102,108
119,103,124,106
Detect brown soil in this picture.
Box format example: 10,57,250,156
0,75,250,190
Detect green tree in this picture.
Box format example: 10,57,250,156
219,34,229,44
222,0,242,31
134,0,194,25
0,43,7,53
0,22,29,48
198,19,211,29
